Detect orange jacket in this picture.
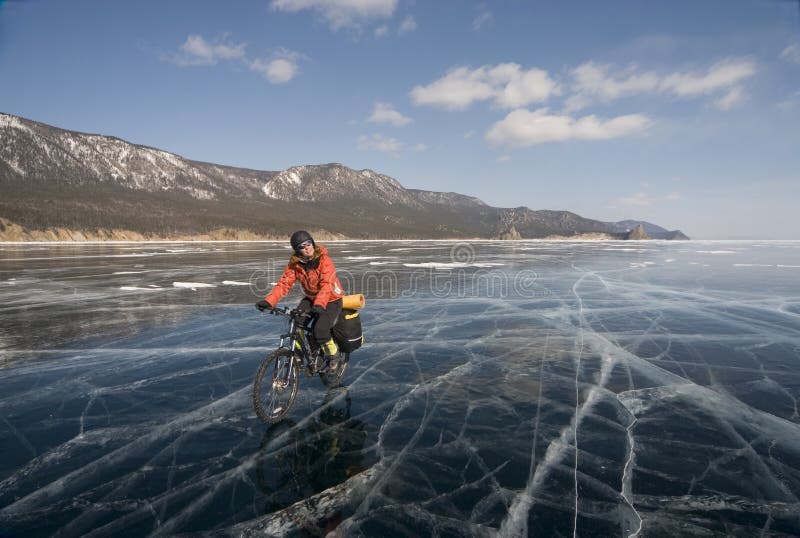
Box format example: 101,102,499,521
265,245,344,308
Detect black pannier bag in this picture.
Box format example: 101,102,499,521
332,309,363,353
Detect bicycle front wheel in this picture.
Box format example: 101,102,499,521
253,349,299,423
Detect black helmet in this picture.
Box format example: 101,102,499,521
290,230,314,252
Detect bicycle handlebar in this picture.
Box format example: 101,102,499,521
264,306,312,320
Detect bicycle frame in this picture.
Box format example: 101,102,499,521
272,307,317,377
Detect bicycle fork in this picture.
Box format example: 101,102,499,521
280,330,314,379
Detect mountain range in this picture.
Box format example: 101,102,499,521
0,112,688,241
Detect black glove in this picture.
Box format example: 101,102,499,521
256,299,273,312
311,305,325,317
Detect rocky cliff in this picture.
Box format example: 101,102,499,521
626,224,651,240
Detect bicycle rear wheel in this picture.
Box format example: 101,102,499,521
319,352,349,387
253,349,299,423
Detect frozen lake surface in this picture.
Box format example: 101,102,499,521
1,240,800,537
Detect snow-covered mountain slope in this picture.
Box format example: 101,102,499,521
262,164,425,207
0,113,274,200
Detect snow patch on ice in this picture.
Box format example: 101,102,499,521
222,280,249,286
173,282,216,290
387,246,443,252
733,264,774,267
113,271,145,275
696,250,736,254
403,262,505,269
346,256,393,260
120,286,161,292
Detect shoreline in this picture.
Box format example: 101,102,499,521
0,219,694,243
0,225,626,243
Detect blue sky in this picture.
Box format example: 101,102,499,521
1,0,799,238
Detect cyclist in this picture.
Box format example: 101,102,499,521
256,230,344,359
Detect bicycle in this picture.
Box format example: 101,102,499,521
253,306,350,424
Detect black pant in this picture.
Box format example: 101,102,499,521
298,297,343,347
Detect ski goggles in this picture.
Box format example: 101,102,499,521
296,240,313,251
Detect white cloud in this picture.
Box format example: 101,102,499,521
567,58,756,111
660,58,756,97
168,35,246,66
497,154,511,163
368,102,412,126
570,62,659,103
473,4,493,31
485,108,652,148
780,43,800,64
249,49,303,83
496,65,562,108
250,57,298,83
270,0,398,31
714,86,745,110
410,63,560,111
358,133,402,154
412,143,428,152
410,67,495,110
398,16,417,34
616,191,682,207
165,35,302,84
374,24,389,38
463,130,475,139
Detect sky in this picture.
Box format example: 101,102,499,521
1,0,799,239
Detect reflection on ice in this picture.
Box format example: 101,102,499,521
1,241,800,536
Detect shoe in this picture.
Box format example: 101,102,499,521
325,355,340,372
